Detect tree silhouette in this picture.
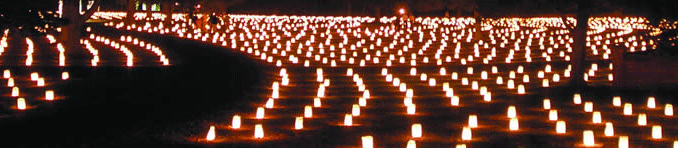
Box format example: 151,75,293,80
59,0,101,51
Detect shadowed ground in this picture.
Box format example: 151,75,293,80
0,21,676,147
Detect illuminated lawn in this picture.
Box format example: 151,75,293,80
86,12,678,147
4,12,677,147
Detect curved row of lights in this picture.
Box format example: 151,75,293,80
89,12,676,147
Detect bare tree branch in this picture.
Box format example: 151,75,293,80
79,0,102,23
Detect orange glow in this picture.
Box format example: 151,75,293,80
652,125,662,139
613,96,622,107
362,90,370,99
468,115,478,128
17,98,26,110
352,104,361,116
86,14,673,146
666,104,674,116
407,104,416,115
647,97,656,109
406,140,416,148
256,107,265,119
7,78,14,87
344,114,353,126
507,106,517,118
231,115,241,129
583,130,595,146
362,136,373,148
30,72,39,81
517,85,525,94
254,124,264,138
592,111,602,124
618,136,629,148
584,102,593,112
359,97,367,107
305,105,313,118
573,94,582,104
556,120,566,134
404,97,413,106
509,118,519,131
11,87,19,97
451,96,460,106
461,126,472,140
45,90,54,101
295,117,303,130
411,123,422,138
483,93,492,102
314,98,321,107
62,72,69,80
206,126,216,141
272,89,280,99
604,122,614,136
624,103,633,115
3,69,9,78
638,113,647,126
265,98,274,108
549,110,558,121
37,78,45,86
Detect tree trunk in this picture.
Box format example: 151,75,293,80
346,0,352,16
375,7,380,17
59,0,81,51
59,0,100,52
125,0,135,24
473,9,484,41
163,0,174,25
569,0,592,88
146,2,152,19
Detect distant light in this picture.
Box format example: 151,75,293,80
613,96,621,107
406,140,416,148
362,136,373,148
666,104,674,116
344,114,353,126
604,122,614,136
618,136,629,148
573,94,581,104
206,126,216,141
45,90,55,101
461,126,472,140
468,115,478,128
549,110,558,121
411,123,422,138
652,125,662,139
583,130,595,146
17,98,27,110
556,120,566,134
398,8,406,15
638,113,647,126
231,115,241,129
624,103,633,115
509,118,519,131
295,117,304,130
254,124,264,138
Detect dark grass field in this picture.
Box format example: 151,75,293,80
0,24,272,147
0,22,677,148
